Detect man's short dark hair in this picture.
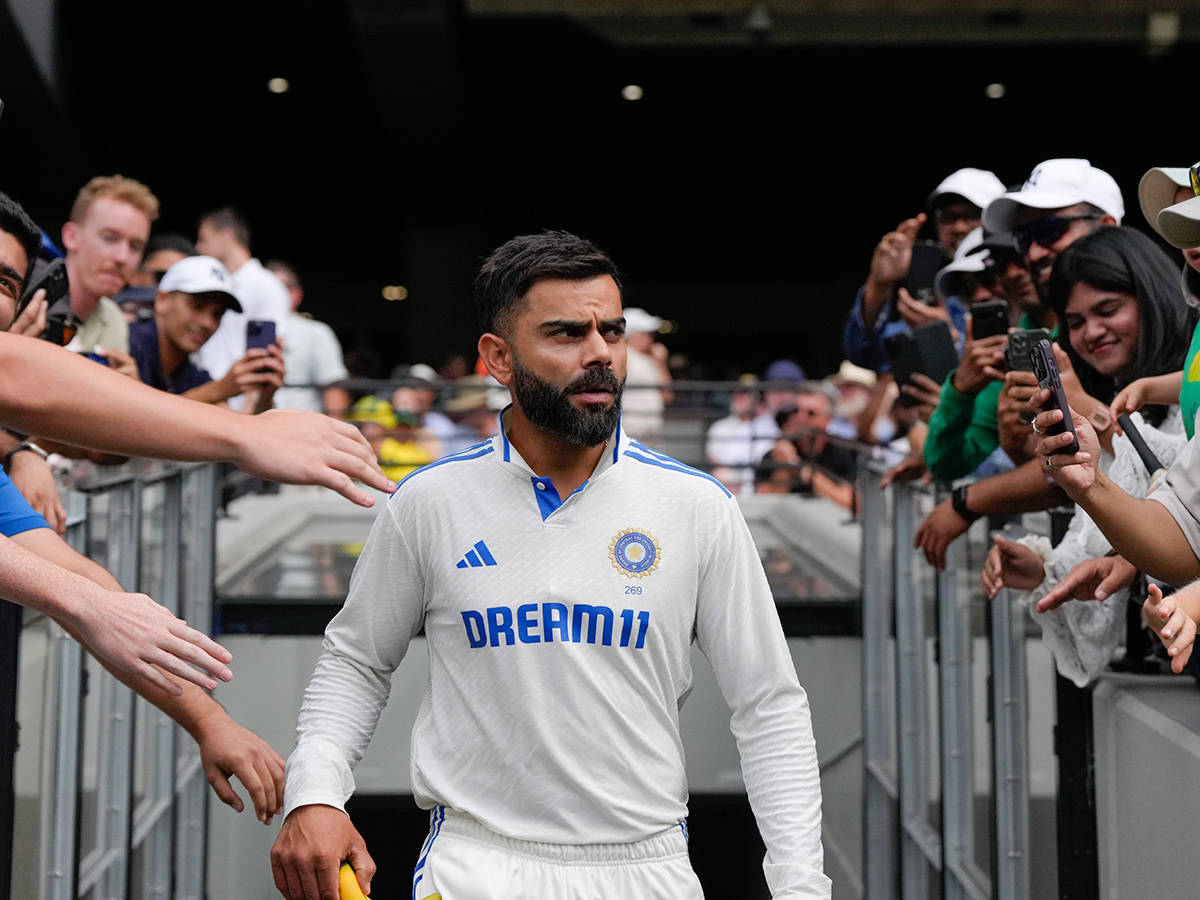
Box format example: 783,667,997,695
474,231,620,337
198,206,252,250
0,191,43,290
145,231,196,258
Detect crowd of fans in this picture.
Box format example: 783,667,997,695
6,154,1200,827
695,156,1200,691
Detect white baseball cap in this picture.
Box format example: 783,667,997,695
158,255,243,312
934,228,990,299
927,168,1006,211
1159,195,1200,249
983,158,1124,234
1138,167,1191,240
623,307,662,335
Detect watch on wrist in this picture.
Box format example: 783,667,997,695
4,441,49,471
951,484,982,523
1088,406,1113,433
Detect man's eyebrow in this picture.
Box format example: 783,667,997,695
0,263,22,285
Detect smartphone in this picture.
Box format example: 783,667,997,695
246,319,276,351
19,257,69,319
969,298,1009,340
885,320,958,404
1004,328,1053,373
904,240,948,305
1029,339,1079,455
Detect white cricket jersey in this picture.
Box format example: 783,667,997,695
285,411,830,898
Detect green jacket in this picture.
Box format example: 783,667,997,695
923,376,1002,482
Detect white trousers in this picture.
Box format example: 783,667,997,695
412,807,705,899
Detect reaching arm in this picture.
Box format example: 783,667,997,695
0,334,395,505
0,529,232,694
14,528,285,821
1033,394,1200,586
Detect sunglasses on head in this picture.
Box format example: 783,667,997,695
1012,213,1101,254
1190,160,1200,197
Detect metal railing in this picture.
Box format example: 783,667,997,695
860,459,1038,900
7,462,218,900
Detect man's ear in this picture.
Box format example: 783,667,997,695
478,332,513,386
61,221,78,253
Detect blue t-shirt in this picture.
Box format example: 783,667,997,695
128,319,213,394
0,470,50,536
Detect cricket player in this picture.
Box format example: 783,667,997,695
271,231,831,899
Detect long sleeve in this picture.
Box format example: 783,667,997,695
842,284,892,371
924,377,1001,481
282,498,427,817
695,501,831,899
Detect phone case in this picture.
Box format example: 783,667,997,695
1029,339,1079,455
969,299,1008,340
1004,328,1052,372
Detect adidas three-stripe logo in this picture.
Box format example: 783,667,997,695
456,540,498,569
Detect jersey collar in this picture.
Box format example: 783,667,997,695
493,405,628,517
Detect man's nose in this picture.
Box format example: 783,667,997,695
581,330,614,366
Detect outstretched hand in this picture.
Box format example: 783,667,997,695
231,410,397,506
1144,583,1196,674
68,586,233,695
981,534,1045,599
1036,553,1137,612
196,714,286,824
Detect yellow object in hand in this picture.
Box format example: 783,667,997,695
339,863,369,900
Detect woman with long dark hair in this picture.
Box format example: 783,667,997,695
984,226,1195,686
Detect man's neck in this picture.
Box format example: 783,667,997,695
505,407,609,499
64,260,101,322
224,246,252,274
156,324,187,378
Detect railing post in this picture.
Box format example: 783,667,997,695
0,600,19,900
990,580,1030,900
894,484,940,897
860,463,898,900
938,528,988,900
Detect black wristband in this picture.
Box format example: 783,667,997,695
951,484,981,523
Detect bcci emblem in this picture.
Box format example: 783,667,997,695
609,528,661,579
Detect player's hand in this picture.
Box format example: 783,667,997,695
94,346,141,380
272,805,375,900
981,534,1045,599
194,713,286,824
1031,390,1097,501
1036,554,1137,612
914,498,971,571
230,410,397,506
1144,583,1196,674
9,288,46,338
65,587,233,696
900,372,942,422
8,449,66,534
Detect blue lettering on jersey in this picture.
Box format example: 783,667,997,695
461,603,649,650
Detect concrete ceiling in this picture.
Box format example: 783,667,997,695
465,0,1200,46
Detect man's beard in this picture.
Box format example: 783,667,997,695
512,359,623,447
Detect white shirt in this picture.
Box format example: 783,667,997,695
621,347,666,444
196,257,291,380
273,312,348,413
284,412,830,898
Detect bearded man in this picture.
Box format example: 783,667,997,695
271,231,831,900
